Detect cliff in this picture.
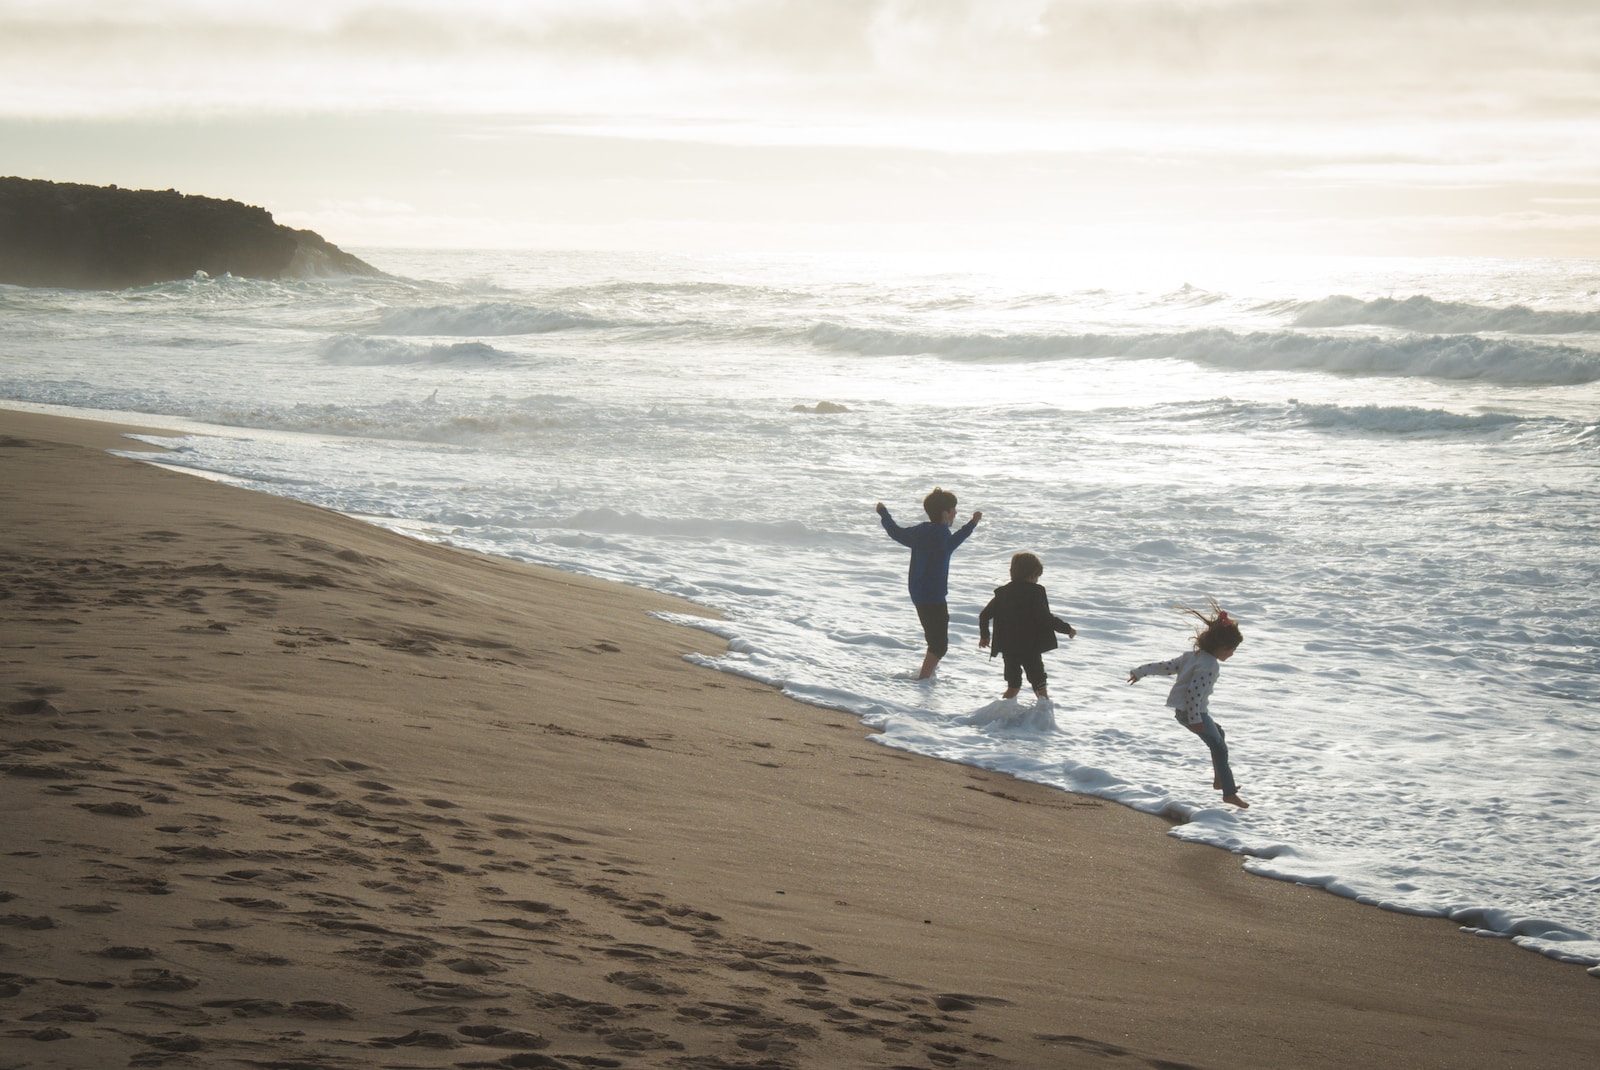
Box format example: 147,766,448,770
0,177,382,290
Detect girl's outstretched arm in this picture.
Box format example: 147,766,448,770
1128,656,1183,684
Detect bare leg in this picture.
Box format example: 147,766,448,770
1002,686,1020,699
917,649,941,680
1223,793,1250,809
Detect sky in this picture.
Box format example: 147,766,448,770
2,0,1598,256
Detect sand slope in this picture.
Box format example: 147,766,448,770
1,407,1595,1070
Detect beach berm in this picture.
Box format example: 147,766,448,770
1,406,1595,1069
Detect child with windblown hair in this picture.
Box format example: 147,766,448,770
1128,602,1250,809
978,552,1076,701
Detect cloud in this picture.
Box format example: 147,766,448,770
4,1,1597,255
2,1,1597,124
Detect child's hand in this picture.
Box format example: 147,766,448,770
1127,671,1138,684
1066,626,1077,639
978,636,989,649
875,502,885,514
970,510,983,524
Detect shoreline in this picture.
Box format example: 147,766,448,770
2,404,1595,1068
31,397,1600,971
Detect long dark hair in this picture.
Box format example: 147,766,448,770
1180,599,1243,655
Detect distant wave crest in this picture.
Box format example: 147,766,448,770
805,323,1600,385
1284,401,1529,436
377,302,624,336
555,279,782,300
319,335,516,366
1293,295,1600,335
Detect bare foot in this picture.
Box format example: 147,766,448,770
1223,793,1250,809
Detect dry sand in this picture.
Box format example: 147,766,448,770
1,406,1595,1070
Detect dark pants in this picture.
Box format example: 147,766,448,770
915,602,950,657
1002,653,1047,693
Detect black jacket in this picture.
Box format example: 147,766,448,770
978,581,1074,657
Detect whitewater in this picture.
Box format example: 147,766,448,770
3,249,1597,972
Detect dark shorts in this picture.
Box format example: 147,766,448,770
915,602,950,657
1002,652,1047,693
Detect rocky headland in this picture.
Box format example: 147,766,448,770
0,177,381,290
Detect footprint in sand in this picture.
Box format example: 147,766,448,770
4,763,76,780
490,899,568,917
605,970,686,996
369,1029,459,1049
3,699,60,716
201,998,355,1019
398,980,498,1001
219,896,286,911
97,945,155,960
20,1005,98,1023
396,1004,470,1023
597,1026,684,1052
73,800,147,817
122,968,198,992
456,1023,550,1049
63,901,120,915
443,957,507,976
314,758,373,772
140,1032,206,1054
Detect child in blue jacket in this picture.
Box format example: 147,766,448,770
876,487,982,679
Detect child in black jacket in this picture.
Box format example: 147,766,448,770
978,552,1076,699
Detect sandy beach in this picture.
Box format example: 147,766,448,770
1,405,1594,1070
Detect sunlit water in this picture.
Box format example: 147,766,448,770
4,249,1597,970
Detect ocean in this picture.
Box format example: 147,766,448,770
4,248,1597,972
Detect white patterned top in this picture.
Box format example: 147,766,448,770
1130,650,1220,726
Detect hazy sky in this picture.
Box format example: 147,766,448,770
3,0,1597,255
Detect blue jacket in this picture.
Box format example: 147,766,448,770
878,506,977,605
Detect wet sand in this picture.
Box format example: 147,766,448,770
1,406,1595,1069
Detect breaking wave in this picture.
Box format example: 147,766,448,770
376,302,629,336
804,324,1600,385
1292,295,1600,335
319,335,517,365
1282,401,1531,436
